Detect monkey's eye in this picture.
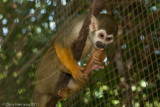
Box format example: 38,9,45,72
106,37,112,41
99,34,104,39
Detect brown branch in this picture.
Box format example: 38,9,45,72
72,0,105,61
114,27,133,106
47,0,105,106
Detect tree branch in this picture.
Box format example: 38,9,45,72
72,0,105,61
47,0,105,106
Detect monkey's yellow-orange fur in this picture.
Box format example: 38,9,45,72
55,44,80,76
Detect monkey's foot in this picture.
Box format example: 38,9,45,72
58,87,72,99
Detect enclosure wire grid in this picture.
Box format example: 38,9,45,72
0,0,159,107
62,0,160,107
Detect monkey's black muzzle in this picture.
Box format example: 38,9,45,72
96,41,105,49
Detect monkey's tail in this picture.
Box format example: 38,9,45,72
46,96,61,107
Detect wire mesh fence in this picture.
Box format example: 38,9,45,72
62,0,160,106
0,0,160,107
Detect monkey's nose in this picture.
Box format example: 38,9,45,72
96,41,105,48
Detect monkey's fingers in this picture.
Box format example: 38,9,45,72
96,65,104,70
92,59,101,65
92,50,102,56
58,89,65,98
58,87,72,99
89,65,104,71
92,51,103,58
79,66,85,71
94,48,104,55
84,64,104,78
91,57,100,62
97,48,104,53
72,70,85,82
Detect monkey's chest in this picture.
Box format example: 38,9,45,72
80,39,93,59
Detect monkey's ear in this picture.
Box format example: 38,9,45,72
89,15,98,32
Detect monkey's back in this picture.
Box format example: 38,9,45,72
33,14,86,99
34,45,70,94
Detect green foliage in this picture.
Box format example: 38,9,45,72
0,0,160,107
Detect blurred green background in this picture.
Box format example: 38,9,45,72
0,0,160,107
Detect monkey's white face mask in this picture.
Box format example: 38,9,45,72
92,30,114,49
89,15,114,49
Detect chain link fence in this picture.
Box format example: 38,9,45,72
0,0,160,107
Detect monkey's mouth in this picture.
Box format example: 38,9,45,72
95,41,105,48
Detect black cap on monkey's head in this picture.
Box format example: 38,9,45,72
97,14,118,36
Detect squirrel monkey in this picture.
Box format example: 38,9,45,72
33,14,118,107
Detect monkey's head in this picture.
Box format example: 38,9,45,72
89,14,118,49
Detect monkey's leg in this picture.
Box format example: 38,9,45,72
40,94,51,107
33,92,51,107
58,79,81,99
58,87,74,99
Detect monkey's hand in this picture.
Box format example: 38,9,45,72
71,66,85,82
84,48,105,79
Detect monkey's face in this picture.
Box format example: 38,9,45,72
92,29,114,49
89,15,117,49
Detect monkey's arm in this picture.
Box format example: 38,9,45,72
58,48,106,99
55,43,84,81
